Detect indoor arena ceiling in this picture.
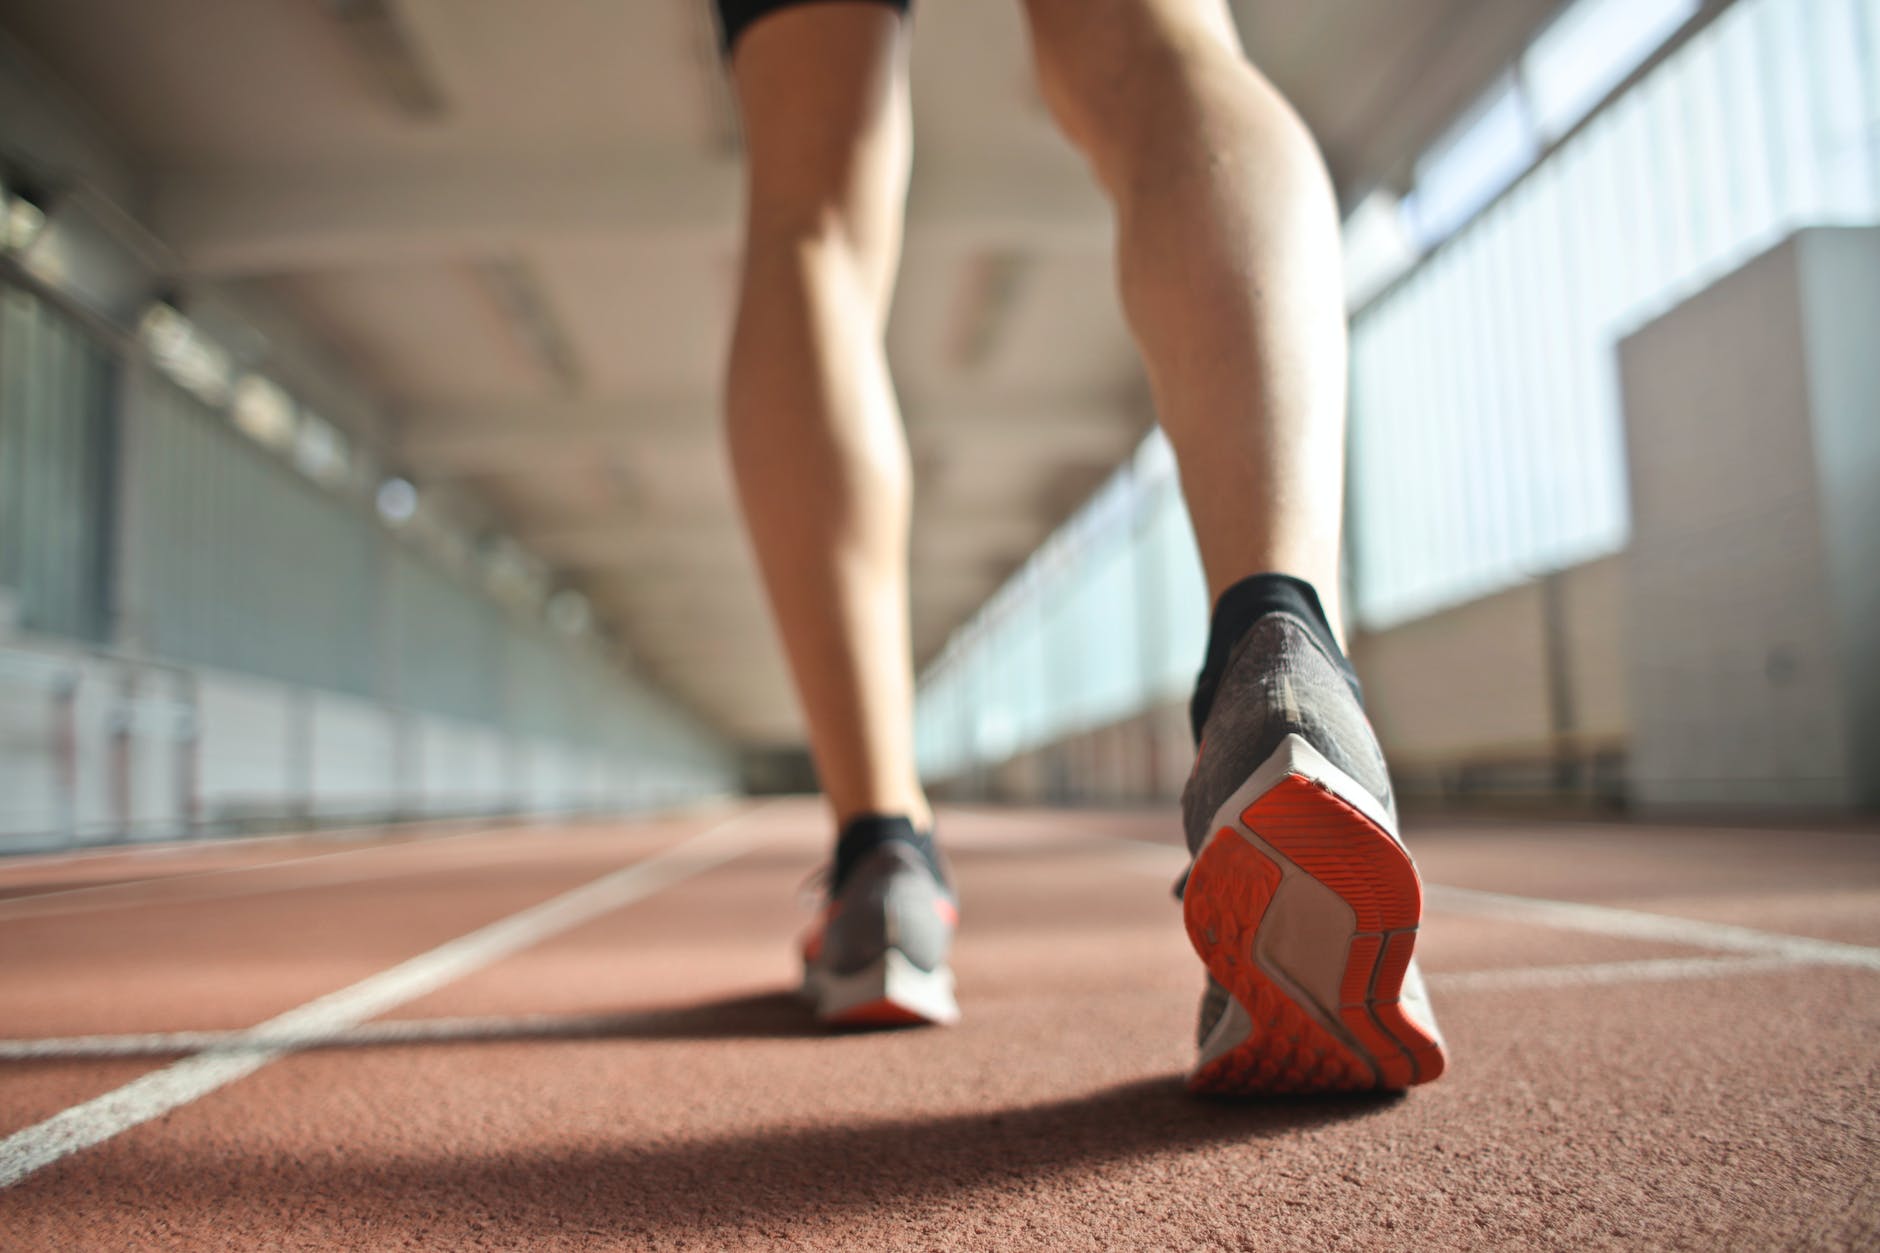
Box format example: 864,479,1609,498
0,0,1564,744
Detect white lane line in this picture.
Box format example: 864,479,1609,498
0,1030,272,1060
0,835,620,925
0,810,741,923
0,1003,773,1061
1429,954,1809,992
0,820,474,871
0,806,772,1190
0,823,519,920
1426,884,1880,970
0,952,1824,1064
0,1015,615,1061
1100,834,1880,967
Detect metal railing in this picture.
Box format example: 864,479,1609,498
0,640,196,851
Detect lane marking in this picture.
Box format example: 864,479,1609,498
1100,834,1880,968
0,810,742,923
0,952,1830,1065
0,834,632,925
0,806,772,1190
1426,884,1880,970
0,1005,767,1061
0,1015,635,1061
0,823,521,920
0,806,741,918
0,821,476,872
1428,954,1809,992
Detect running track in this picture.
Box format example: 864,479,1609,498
1,801,1876,1249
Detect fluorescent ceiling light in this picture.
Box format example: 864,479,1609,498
376,477,419,525
232,375,298,451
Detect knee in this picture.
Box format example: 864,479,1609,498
741,82,909,282
742,147,907,315
732,2,911,282
746,188,890,271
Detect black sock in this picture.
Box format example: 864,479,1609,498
1188,572,1361,744
832,813,946,893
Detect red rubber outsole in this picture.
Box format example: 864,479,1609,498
1184,773,1447,1094
820,997,937,1029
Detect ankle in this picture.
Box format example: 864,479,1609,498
834,796,931,834
1188,572,1357,742
832,812,946,892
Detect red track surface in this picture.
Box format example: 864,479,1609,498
2,801,1877,1249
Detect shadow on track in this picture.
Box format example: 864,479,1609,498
0,991,871,1064
6,1074,1401,1243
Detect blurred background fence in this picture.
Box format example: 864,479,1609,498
0,266,733,852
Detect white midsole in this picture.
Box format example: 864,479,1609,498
1210,732,1401,848
803,948,960,1025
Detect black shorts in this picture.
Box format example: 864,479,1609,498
715,0,911,55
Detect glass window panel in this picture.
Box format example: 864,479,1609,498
1712,2,1777,251
1650,68,1703,313
1504,184,1550,568
1607,90,1665,323
1342,191,1421,306
1810,0,1880,214
1524,0,1700,139
1863,0,1880,189
1406,76,1542,246
1471,213,1515,588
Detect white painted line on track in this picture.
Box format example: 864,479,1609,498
1100,834,1880,969
0,805,774,1190
0,1014,618,1061
0,951,1826,1064
0,835,615,924
0,1005,761,1061
0,807,741,918
0,824,522,920
1426,885,1880,970
1429,953,1809,992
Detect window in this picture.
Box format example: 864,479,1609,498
1342,191,1421,308
1524,0,1701,140
1349,0,1880,628
1402,75,1542,248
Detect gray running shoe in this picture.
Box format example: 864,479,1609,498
799,819,959,1027
1180,612,1446,1093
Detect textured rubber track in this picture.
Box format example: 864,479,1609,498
1185,773,1446,1094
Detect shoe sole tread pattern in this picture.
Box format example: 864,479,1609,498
1185,772,1446,1095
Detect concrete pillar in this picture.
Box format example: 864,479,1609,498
1619,227,1880,809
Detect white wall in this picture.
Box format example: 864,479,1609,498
1351,555,1628,797
1619,228,1877,808
1798,229,1880,806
